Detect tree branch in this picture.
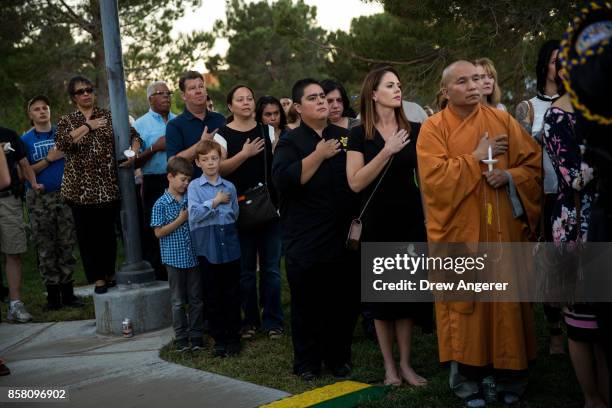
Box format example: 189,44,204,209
50,0,94,34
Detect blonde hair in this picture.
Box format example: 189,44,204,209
359,66,411,140
474,57,502,106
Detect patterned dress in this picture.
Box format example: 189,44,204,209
543,107,598,342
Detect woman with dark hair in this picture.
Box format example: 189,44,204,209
346,66,432,387
216,85,284,340
543,63,608,408
55,75,141,294
321,79,360,130
256,95,287,150
516,39,565,355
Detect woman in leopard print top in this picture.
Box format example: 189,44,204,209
56,75,141,294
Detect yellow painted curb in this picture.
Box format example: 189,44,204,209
261,381,371,408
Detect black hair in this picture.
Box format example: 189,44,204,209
226,84,255,106
321,79,357,118
67,75,93,96
554,55,567,97
255,95,287,129
178,70,204,92
536,40,561,95
291,78,321,104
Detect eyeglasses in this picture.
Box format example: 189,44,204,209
151,91,173,98
73,87,94,96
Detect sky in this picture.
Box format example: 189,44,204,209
171,0,384,72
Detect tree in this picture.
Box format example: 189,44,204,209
357,0,578,106
1,0,213,131
207,0,329,110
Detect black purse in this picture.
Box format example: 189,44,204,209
346,156,394,250
237,125,279,229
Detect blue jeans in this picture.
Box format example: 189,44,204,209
239,218,283,331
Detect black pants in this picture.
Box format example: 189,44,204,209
198,257,241,347
70,201,119,283
285,255,359,375
142,174,168,280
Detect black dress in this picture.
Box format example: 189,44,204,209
348,123,432,330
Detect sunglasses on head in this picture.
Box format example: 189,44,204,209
73,87,94,96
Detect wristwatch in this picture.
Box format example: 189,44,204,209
84,122,93,132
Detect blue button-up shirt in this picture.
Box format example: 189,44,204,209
166,109,226,177
187,175,240,264
133,109,176,175
150,191,198,269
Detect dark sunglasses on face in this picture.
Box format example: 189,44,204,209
73,87,94,96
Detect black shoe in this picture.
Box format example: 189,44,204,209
212,343,227,358
191,337,204,352
45,285,62,311
94,284,107,294
330,363,352,378
60,283,84,308
175,338,190,353
106,279,117,288
298,370,319,382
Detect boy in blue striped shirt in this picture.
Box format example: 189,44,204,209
188,140,241,357
151,157,203,352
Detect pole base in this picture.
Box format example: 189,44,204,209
116,260,155,285
94,281,170,335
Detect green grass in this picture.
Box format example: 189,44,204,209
10,244,583,407
160,276,583,407
0,244,114,322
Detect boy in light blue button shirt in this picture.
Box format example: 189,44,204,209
188,140,241,358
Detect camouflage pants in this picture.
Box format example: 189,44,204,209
26,190,77,285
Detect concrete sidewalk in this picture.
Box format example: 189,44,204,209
0,320,290,408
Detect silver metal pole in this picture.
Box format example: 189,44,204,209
99,0,154,284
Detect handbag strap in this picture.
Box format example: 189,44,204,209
259,124,270,187
357,156,394,220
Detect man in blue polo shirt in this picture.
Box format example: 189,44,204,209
134,81,177,281
166,71,225,177
22,95,82,311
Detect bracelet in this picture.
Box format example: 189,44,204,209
84,122,92,132
149,146,154,153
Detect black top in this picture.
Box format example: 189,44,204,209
0,127,26,194
347,123,426,242
218,124,276,205
272,122,358,265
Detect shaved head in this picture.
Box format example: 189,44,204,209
439,60,482,110
442,60,476,86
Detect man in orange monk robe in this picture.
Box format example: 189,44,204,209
417,61,542,407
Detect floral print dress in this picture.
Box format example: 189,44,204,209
543,106,598,342
543,107,595,246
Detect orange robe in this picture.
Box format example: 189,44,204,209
417,104,541,370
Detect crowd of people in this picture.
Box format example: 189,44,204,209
0,39,609,407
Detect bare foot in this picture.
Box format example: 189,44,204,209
399,365,427,387
383,365,401,386
549,334,566,355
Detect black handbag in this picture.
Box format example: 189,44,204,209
237,125,279,229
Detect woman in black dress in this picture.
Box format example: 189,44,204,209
347,66,432,387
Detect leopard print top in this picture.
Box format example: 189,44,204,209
56,107,141,205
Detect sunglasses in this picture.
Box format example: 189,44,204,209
73,87,94,96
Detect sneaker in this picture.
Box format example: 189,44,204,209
174,338,190,353
330,363,352,379
267,328,284,340
191,338,204,352
240,325,256,339
212,344,227,358
6,301,33,323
